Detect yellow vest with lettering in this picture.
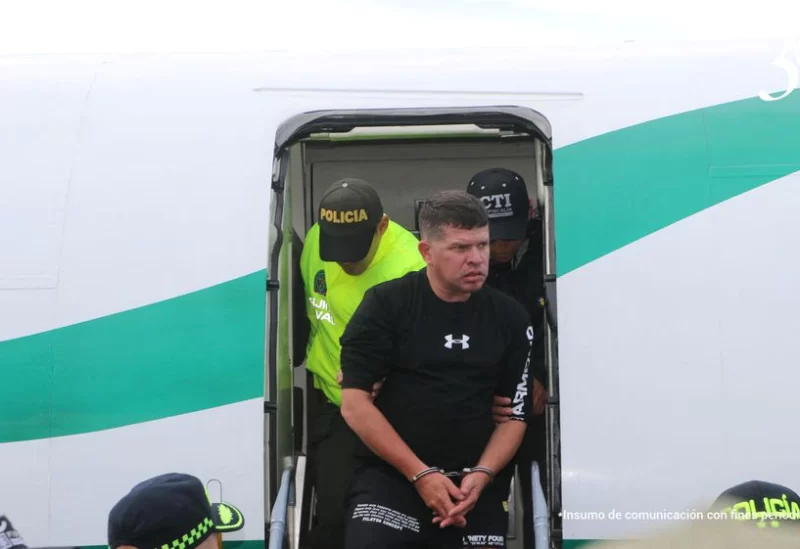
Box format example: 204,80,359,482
300,220,426,407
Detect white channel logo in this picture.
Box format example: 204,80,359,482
760,37,800,102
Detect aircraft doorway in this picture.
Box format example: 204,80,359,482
265,107,561,549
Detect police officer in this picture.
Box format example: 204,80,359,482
711,480,800,527
467,168,549,549
107,472,245,549
299,178,426,549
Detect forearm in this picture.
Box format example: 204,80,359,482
476,420,527,474
340,388,427,481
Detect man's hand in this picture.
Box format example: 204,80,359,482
492,378,547,423
413,473,467,528
432,472,492,528
337,371,383,399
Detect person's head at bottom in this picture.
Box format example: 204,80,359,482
465,167,531,265
107,472,245,549
317,178,390,276
0,513,28,549
417,189,490,300
710,480,800,531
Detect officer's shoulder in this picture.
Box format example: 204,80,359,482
304,222,320,238
518,222,544,268
389,222,423,249
299,224,319,263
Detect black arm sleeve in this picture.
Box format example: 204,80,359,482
496,301,534,422
340,285,395,392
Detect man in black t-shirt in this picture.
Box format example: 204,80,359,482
339,190,533,549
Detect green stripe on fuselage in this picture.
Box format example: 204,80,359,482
2,92,800,442
554,92,800,275
0,271,267,443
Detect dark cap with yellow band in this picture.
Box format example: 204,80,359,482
711,480,800,528
318,178,384,263
108,473,245,549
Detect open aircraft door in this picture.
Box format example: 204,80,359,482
266,106,560,549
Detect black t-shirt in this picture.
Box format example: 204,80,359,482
340,268,533,472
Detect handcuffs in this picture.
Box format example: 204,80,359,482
410,465,495,484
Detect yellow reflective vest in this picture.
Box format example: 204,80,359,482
300,220,425,407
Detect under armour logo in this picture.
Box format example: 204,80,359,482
444,334,470,349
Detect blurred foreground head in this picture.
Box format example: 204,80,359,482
0,514,27,549
585,518,799,549
586,480,800,549
108,472,244,549
710,480,800,528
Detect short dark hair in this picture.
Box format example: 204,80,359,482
418,190,489,241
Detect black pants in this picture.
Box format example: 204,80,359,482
304,390,359,549
344,461,510,549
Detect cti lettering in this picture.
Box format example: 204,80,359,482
480,193,514,218
320,207,368,223
480,193,511,209
309,296,335,325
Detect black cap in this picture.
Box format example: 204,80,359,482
0,514,28,549
318,178,384,263
108,473,245,549
466,168,530,241
711,480,800,526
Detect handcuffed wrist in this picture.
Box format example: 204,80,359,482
410,466,440,484
463,466,495,482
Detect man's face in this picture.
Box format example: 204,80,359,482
336,215,389,276
338,232,379,276
490,238,524,264
422,224,490,294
